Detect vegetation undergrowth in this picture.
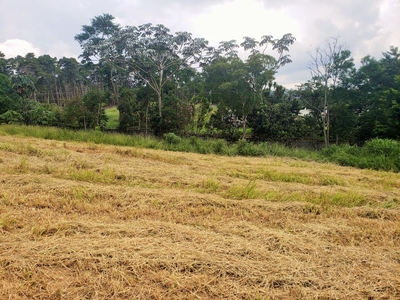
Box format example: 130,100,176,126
1,124,399,172
320,139,400,172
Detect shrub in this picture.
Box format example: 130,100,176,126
362,139,400,157
164,132,182,145
0,110,24,124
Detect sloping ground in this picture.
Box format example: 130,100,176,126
0,135,399,299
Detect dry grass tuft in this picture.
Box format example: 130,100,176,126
1,135,399,299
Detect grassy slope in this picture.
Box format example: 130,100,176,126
0,135,399,299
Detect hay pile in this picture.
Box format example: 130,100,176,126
0,136,399,299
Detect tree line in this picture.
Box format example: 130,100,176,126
0,13,399,146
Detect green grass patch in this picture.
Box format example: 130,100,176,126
1,124,400,173
321,139,400,172
105,107,119,129
226,180,260,200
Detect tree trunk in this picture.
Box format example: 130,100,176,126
157,91,162,118
158,68,164,118
323,83,330,147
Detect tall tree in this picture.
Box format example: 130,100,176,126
353,47,400,140
205,34,295,138
75,13,120,64
307,37,354,146
0,51,7,75
115,23,210,119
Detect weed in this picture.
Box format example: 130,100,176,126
315,191,368,207
227,180,260,200
198,177,220,193
26,144,42,156
15,156,29,173
0,214,16,231
41,164,53,174
0,143,15,152
382,198,399,209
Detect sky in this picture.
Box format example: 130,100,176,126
0,0,398,89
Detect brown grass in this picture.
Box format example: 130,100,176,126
0,135,399,299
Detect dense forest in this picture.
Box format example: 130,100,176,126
0,14,399,146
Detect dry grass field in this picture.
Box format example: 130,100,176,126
0,135,399,299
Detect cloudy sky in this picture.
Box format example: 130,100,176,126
0,0,398,88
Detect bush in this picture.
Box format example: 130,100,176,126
164,132,182,145
362,139,400,157
320,139,400,172
0,110,24,124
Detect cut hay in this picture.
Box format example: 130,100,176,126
0,135,399,299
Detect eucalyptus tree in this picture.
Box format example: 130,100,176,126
58,57,83,101
36,55,58,103
114,23,210,119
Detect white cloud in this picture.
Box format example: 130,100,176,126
0,39,41,58
47,41,79,60
192,0,299,46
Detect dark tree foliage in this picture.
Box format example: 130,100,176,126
118,87,138,132
61,97,88,129
248,99,301,142
0,74,19,114
82,90,108,129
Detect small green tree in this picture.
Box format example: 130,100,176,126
82,90,108,129
61,97,87,129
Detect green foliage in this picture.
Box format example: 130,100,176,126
363,139,400,157
60,97,87,129
0,110,24,124
60,91,108,130
321,139,400,172
151,92,192,136
20,101,59,126
83,90,108,129
117,88,137,132
236,139,264,156
164,133,182,145
0,74,19,114
10,74,37,98
248,100,301,142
